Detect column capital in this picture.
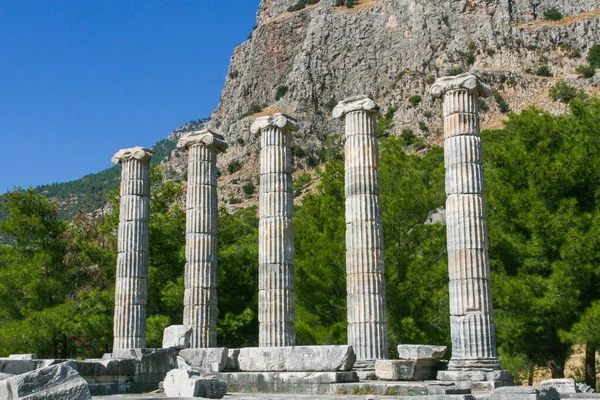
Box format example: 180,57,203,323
250,113,299,135
112,147,154,165
177,129,228,152
332,95,380,119
430,73,491,98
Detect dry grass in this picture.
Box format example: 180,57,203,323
268,3,319,24
517,8,600,30
240,105,286,120
335,0,381,13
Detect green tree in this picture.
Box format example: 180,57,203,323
379,138,448,353
294,160,347,345
0,188,109,358
217,206,260,347
484,98,600,379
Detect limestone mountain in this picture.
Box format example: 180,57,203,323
170,0,599,206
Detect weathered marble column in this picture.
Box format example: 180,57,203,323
430,73,501,372
250,114,298,347
333,96,388,360
112,147,153,352
178,129,228,348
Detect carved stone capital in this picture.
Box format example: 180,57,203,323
430,73,491,98
332,95,380,119
177,129,228,152
250,113,299,135
112,147,154,165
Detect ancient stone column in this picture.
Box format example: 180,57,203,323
178,129,228,348
333,96,388,360
430,73,501,372
112,147,153,352
250,114,298,347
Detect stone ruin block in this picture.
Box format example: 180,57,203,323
77,348,176,395
541,378,577,394
163,369,227,399
0,361,91,400
162,325,192,350
237,345,356,372
397,345,447,360
375,344,448,381
491,386,560,400
375,359,439,381
226,348,240,371
177,348,229,373
7,354,38,360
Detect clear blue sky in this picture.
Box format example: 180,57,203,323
0,0,261,192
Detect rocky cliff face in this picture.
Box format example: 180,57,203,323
167,0,600,206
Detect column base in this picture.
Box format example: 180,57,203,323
448,358,502,371
437,368,514,390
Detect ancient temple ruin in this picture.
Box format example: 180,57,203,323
0,74,521,398
103,75,511,388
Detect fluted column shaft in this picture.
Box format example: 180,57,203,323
251,114,298,347
431,74,500,371
179,130,228,348
334,96,388,360
112,147,153,353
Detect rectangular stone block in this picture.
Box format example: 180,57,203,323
491,386,560,400
540,378,577,393
428,384,472,395
0,359,40,375
177,348,229,373
375,359,438,381
237,346,356,372
7,354,37,360
215,371,358,391
397,345,447,360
